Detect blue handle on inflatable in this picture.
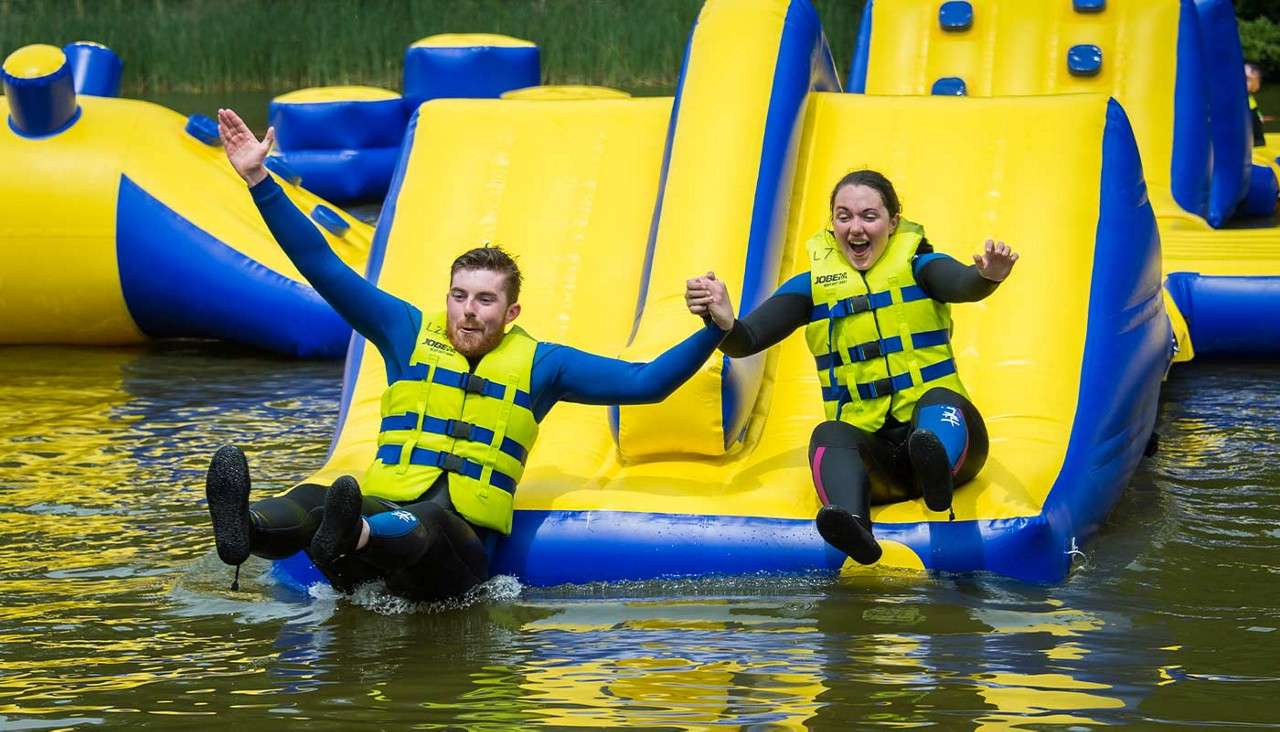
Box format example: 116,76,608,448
939,1,973,31
932,77,968,96
265,156,303,186
1068,44,1103,76
184,114,221,146
310,204,350,236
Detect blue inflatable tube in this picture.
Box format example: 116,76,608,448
1165,271,1280,356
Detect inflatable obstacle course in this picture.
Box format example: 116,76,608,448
0,43,372,357
273,0,1169,589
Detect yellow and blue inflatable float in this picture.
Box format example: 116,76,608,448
0,44,372,357
275,0,1169,589
849,0,1280,358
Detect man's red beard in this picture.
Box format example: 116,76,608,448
448,318,503,359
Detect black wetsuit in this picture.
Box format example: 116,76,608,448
720,240,995,523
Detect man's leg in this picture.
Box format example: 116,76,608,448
309,477,491,602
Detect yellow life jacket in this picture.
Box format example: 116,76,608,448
804,221,968,432
1250,93,1259,112
361,311,539,534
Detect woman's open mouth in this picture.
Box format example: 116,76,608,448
848,240,871,257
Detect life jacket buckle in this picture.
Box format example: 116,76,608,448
461,373,490,395
845,294,871,314
858,376,896,399
447,419,474,440
852,339,883,361
435,451,466,474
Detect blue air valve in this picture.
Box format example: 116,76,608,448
264,156,303,186
1067,45,1103,77
310,205,350,236
63,41,122,97
1073,0,1106,13
184,113,221,146
403,34,540,108
939,1,974,32
2,44,81,138
932,77,968,96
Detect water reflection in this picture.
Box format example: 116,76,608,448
0,347,1275,727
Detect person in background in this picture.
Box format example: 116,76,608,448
1247,62,1274,148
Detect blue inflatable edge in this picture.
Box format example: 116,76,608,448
1171,0,1213,223
848,0,873,93
115,175,351,358
1194,0,1252,226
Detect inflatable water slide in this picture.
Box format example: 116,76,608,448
0,43,372,357
275,0,1169,588
850,0,1280,357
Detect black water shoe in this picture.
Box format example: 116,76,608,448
309,476,364,567
206,445,252,567
816,505,882,565
909,429,953,512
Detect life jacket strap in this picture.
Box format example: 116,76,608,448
813,328,950,369
379,414,530,464
821,358,958,402
374,444,518,493
395,364,534,411
809,285,928,322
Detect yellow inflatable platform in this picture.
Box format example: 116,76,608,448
0,44,372,357
849,0,1280,357
274,0,1169,587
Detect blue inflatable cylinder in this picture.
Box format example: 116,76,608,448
1237,164,1279,218
2,44,80,137
402,34,540,107
63,41,122,97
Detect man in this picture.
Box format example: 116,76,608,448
208,109,736,601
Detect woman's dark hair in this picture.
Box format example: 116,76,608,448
829,169,901,218
451,244,523,303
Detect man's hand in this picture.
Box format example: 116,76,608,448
972,239,1019,282
685,271,735,331
217,108,275,186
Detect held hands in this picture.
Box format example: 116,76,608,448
685,272,735,331
217,108,275,186
973,239,1019,282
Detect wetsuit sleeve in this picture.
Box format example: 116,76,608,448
913,252,1000,303
719,271,812,357
250,176,419,365
528,323,726,420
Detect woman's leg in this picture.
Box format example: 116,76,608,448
907,387,989,512
808,420,893,565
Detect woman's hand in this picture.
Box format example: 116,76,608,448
685,272,735,331
973,239,1019,282
217,108,275,186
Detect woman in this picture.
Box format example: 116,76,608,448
687,169,1018,565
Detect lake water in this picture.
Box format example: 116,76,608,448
0,344,1275,728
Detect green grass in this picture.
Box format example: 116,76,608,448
0,0,865,96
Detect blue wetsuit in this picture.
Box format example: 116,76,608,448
242,177,724,600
